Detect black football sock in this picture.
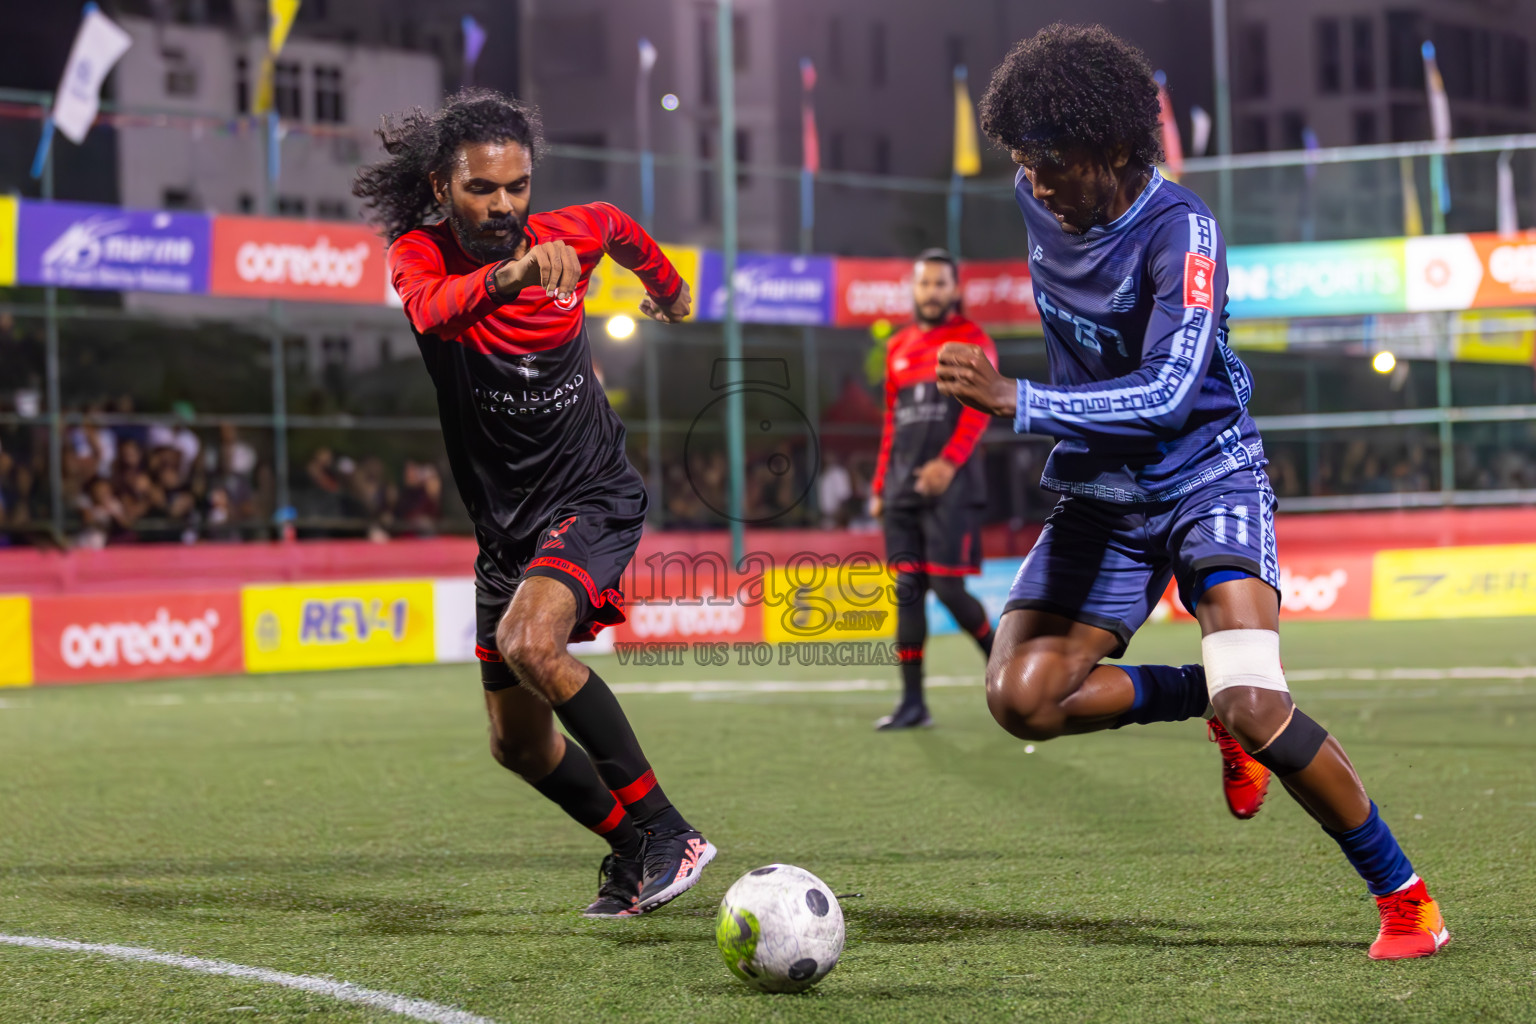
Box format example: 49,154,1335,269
554,668,690,833
530,738,643,859
931,576,993,658
895,570,928,706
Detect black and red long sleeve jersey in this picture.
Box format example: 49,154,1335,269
389,202,683,544
871,313,998,507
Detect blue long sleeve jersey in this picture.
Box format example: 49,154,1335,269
1013,168,1264,504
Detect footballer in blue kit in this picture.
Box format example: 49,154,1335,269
935,24,1448,960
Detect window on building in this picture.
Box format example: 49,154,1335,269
828,131,845,171
870,22,887,88
1498,33,1530,108
698,6,715,105
1237,22,1268,99
1351,17,1375,91
298,0,328,19
1239,114,1269,152
733,13,749,71
274,61,303,119
163,47,198,97
276,195,307,217
1389,102,1428,142
550,133,607,190
873,134,891,175
1432,22,1475,99
697,131,713,223
1279,110,1307,150
735,129,751,186
313,66,344,124
1353,109,1378,144
315,199,348,220
1386,11,1425,90
237,192,255,214
1317,18,1342,94
162,187,193,210
235,56,250,113
828,16,844,80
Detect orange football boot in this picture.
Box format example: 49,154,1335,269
1370,877,1450,959
1208,718,1271,819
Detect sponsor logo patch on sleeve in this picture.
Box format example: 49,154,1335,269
1183,252,1216,310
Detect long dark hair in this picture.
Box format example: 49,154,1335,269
352,88,545,242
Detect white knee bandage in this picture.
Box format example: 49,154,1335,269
1201,629,1287,699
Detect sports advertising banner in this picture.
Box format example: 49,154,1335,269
30,591,243,684
1226,238,1406,319
833,258,915,327
16,200,211,293
0,596,32,687
584,245,703,318
925,558,1015,636
210,215,387,304
241,580,436,672
0,196,17,286
698,252,835,325
759,561,896,644
960,260,1039,326
1370,543,1536,620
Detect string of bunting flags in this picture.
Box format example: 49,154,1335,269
1,197,1533,327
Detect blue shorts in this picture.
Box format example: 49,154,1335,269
1005,467,1280,658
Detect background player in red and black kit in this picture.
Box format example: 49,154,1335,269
869,250,998,730
353,90,714,918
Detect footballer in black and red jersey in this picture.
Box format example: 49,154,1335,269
868,250,999,730
355,90,714,918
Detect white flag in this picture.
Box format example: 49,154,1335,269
1496,150,1519,237
52,8,133,144
1189,104,1212,157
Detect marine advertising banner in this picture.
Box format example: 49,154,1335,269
0,596,32,687
241,580,436,673
697,252,835,325
210,215,387,304
16,200,211,293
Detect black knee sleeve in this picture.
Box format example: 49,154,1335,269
1249,708,1328,776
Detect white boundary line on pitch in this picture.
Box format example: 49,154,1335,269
607,668,1536,695
0,935,498,1024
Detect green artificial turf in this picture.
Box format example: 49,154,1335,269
1,618,1533,1022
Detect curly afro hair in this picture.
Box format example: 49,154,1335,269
352,88,544,241
979,24,1163,170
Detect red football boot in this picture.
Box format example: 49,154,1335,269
1370,877,1450,960
1208,718,1270,819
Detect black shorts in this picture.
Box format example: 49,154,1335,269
883,495,983,577
476,485,646,690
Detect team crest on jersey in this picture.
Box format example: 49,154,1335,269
1109,275,1137,312
553,291,580,311
1183,252,1216,310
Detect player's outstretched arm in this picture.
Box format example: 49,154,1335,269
936,342,1019,418
639,281,691,324
588,201,691,324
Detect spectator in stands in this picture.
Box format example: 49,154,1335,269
396,460,443,535
303,447,345,518
147,405,201,486
67,409,116,483
215,421,258,518
819,452,854,528
110,393,149,450
76,476,132,548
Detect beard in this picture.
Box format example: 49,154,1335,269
448,207,525,263
914,298,957,326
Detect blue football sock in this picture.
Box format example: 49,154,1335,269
1325,801,1415,896
1113,664,1210,728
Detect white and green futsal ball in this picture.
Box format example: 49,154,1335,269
715,864,844,993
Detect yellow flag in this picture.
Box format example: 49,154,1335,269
952,67,981,178
269,0,301,53
1399,157,1424,237
254,0,301,115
